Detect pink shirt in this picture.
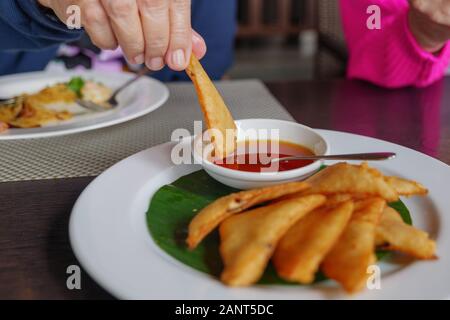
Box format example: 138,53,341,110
340,0,450,88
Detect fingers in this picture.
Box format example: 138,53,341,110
192,29,207,60
45,0,118,50
138,0,170,70
51,0,204,71
408,1,450,52
410,0,450,27
101,0,145,64
78,1,117,50
138,0,203,71
166,0,192,71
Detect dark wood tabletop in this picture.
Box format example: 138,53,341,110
1,78,449,300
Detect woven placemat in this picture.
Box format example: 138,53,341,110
0,80,293,182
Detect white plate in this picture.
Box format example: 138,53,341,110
0,70,169,140
70,129,450,300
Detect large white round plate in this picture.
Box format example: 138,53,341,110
70,129,450,299
0,70,169,140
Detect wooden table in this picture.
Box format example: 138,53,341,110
1,78,449,299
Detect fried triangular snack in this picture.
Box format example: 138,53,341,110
384,176,428,196
219,194,326,286
321,198,385,293
186,55,237,159
273,200,354,284
304,162,399,202
375,207,436,259
375,206,403,246
187,181,310,249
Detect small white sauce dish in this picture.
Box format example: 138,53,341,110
192,119,329,189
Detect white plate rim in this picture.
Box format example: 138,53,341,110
0,70,169,140
69,129,450,300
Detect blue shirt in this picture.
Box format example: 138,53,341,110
0,0,236,81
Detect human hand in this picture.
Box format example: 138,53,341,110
38,0,207,71
408,0,450,53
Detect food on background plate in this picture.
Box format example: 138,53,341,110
0,77,112,132
184,162,436,294
186,55,237,159
213,140,315,173
78,80,112,105
0,121,7,132
219,195,326,286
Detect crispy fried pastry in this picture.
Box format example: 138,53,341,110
219,195,326,286
384,176,428,196
375,207,436,259
321,198,385,293
304,163,399,202
274,200,354,284
187,181,310,249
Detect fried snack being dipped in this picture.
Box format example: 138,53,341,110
186,55,237,159
304,162,399,202
375,207,436,259
187,181,310,250
321,198,386,293
273,200,354,284
219,195,326,286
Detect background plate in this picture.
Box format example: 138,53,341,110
0,70,169,140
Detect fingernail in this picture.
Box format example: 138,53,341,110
147,57,164,71
133,54,145,65
192,32,202,46
172,49,186,69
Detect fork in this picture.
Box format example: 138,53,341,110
0,97,17,105
76,67,151,112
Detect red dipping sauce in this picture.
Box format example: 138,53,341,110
213,140,315,173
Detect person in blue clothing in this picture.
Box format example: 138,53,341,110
0,0,237,81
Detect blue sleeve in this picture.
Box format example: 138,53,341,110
152,0,237,82
0,0,82,51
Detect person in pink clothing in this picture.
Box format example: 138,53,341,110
340,0,450,88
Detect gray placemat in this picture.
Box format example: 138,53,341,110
0,79,293,182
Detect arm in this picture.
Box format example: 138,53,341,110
340,0,450,88
0,0,82,51
152,0,237,81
